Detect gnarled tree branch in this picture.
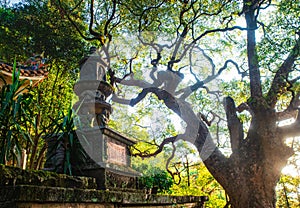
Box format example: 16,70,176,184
131,135,178,158
223,97,244,153
267,37,300,108
279,110,300,138
244,0,262,99
57,0,102,41
276,91,300,121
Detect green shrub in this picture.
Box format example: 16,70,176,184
139,167,173,194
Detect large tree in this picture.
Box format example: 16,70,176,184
58,0,299,207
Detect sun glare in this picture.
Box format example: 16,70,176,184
282,165,299,177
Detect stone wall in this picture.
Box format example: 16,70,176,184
0,165,207,208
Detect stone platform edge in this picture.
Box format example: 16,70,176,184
0,185,205,208
0,165,207,207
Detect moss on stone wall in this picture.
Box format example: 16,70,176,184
0,165,206,208
0,164,96,189
0,185,203,205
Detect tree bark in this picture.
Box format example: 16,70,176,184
244,0,262,99
196,107,294,208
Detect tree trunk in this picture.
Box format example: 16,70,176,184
196,109,293,208
221,151,281,208
201,146,288,207
227,183,277,208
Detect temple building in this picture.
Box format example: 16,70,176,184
0,56,48,90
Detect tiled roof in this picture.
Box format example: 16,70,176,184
0,62,49,77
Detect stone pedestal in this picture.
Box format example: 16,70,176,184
73,127,141,190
